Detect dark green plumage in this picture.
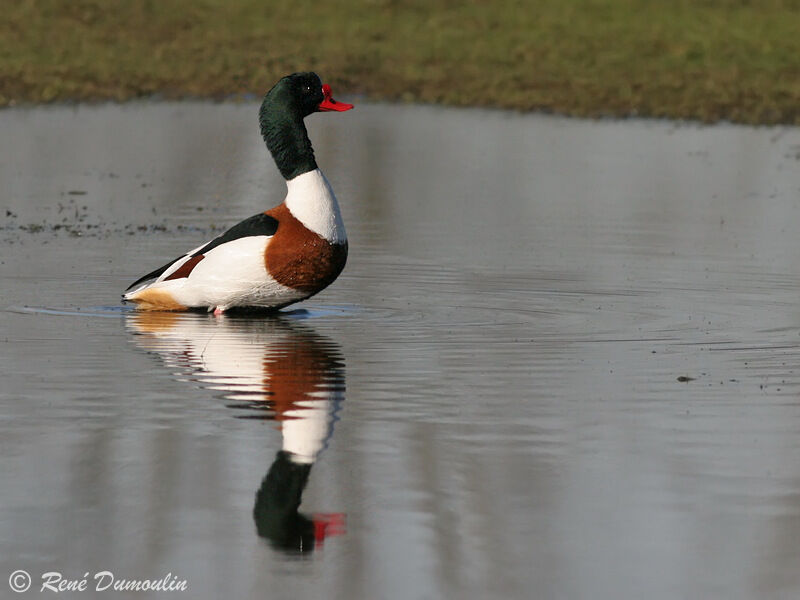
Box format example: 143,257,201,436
259,72,325,181
253,450,315,553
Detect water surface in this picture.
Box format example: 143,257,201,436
2,102,800,599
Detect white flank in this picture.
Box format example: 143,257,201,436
285,168,347,244
128,236,305,310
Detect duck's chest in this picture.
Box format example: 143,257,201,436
264,204,348,294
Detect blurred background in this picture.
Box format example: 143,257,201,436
2,0,800,123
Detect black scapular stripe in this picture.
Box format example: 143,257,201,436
124,212,279,292
191,212,279,257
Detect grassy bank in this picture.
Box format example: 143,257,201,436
2,0,800,123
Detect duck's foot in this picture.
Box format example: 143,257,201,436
212,306,226,316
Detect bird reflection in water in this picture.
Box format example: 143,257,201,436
126,310,346,554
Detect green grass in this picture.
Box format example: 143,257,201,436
2,0,800,123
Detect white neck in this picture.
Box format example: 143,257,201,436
285,169,347,244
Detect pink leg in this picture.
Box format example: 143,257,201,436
213,306,226,316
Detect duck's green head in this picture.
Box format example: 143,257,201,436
260,72,353,122
259,72,353,180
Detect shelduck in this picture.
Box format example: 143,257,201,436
122,72,353,314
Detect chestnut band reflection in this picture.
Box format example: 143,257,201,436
126,311,346,554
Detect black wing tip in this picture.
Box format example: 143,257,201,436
124,280,147,292
124,257,181,292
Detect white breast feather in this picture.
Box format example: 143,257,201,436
285,168,347,244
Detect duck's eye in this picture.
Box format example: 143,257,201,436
302,85,312,94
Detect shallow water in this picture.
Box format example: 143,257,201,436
2,102,800,599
